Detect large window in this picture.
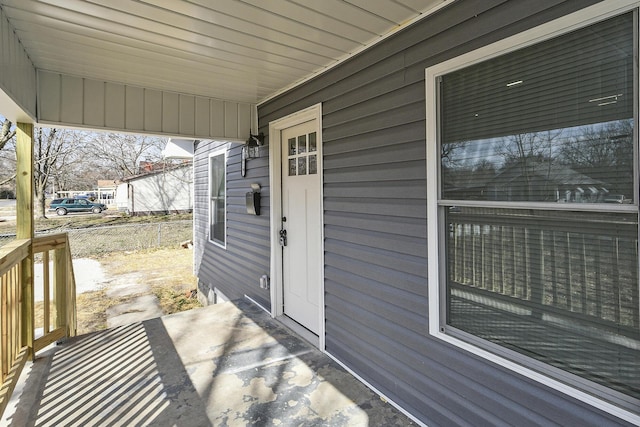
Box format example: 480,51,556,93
209,151,226,247
427,7,639,417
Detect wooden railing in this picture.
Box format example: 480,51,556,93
0,233,76,417
0,239,29,418
447,212,639,334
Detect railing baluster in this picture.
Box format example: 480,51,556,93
54,247,66,331
14,265,20,364
1,269,7,382
9,267,14,366
472,225,477,287
490,225,496,292
500,226,505,294
66,239,77,338
529,229,543,314
611,238,621,324
478,225,487,289
512,227,517,297
633,240,639,329
43,251,50,335
550,231,558,306
581,235,588,314
462,225,467,285
565,233,573,311
594,237,602,319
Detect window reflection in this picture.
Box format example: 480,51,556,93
441,120,634,203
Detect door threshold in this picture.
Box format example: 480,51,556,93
276,315,319,349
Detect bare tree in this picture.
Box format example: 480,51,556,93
0,118,174,208
495,130,563,200
498,130,561,165
559,120,633,169
0,118,16,194
559,119,633,196
0,118,15,151
83,132,167,179
34,127,78,218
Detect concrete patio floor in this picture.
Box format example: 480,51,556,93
2,300,416,426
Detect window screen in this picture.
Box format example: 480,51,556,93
441,13,634,204
439,12,639,402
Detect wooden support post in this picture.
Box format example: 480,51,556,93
16,122,34,359
15,123,33,240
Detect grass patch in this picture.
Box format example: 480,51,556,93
34,289,128,335
93,247,201,316
0,212,192,235
76,290,128,334
152,286,201,315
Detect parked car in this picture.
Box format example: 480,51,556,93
604,194,633,204
48,198,107,216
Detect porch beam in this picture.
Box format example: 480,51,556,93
16,122,34,358
38,71,255,140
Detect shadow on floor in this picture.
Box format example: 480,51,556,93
4,299,415,426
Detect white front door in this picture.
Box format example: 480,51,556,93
280,120,321,334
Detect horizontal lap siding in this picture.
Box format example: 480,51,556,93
194,140,271,309
259,0,629,425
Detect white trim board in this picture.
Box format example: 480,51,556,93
268,103,325,351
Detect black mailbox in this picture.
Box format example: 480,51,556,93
246,183,261,215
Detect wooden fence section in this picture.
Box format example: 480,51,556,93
0,234,76,417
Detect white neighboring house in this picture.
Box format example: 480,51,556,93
161,138,194,159
115,162,193,215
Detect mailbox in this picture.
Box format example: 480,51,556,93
246,183,261,215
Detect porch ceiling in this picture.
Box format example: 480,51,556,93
0,0,446,105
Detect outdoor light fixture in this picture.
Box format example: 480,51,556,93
241,131,265,177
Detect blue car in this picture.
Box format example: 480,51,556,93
48,198,107,216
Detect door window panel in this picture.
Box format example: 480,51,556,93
298,134,307,154
287,132,318,177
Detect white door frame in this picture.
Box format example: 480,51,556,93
268,103,325,350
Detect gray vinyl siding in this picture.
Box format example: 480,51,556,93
259,1,633,426
194,139,271,309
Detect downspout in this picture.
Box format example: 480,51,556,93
128,183,134,215
191,140,196,277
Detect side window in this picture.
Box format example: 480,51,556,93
209,151,226,247
427,11,638,414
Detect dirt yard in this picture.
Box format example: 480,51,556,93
74,247,200,334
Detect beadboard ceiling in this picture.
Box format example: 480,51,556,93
0,0,447,105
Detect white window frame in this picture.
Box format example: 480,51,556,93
425,2,640,424
208,148,227,248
